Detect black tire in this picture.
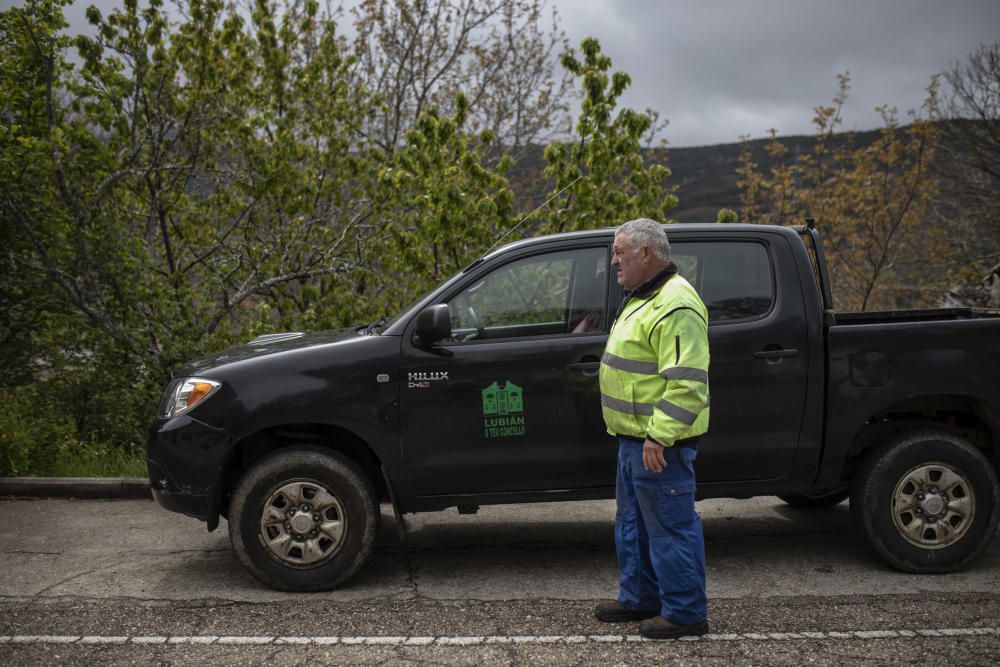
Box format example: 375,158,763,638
778,489,850,508
850,430,1000,573
228,446,378,591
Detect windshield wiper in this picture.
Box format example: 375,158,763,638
362,316,388,335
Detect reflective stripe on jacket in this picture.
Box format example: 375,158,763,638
599,273,710,446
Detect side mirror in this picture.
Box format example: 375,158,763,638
414,304,452,345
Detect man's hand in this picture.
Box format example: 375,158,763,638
642,438,667,473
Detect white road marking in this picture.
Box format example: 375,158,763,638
403,637,435,646
79,636,128,644
312,637,339,645
273,637,313,645
167,636,217,644
215,636,274,645
437,636,485,645
0,628,997,646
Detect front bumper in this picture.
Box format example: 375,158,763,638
147,414,232,523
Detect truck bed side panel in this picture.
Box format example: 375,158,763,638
818,316,1000,486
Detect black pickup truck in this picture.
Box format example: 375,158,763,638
148,222,1000,591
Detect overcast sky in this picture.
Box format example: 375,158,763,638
43,0,1000,147
554,0,1000,146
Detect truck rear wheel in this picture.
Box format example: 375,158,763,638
228,446,378,591
851,430,999,573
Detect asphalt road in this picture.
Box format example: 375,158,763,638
1,496,998,665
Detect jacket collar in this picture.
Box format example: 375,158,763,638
613,261,678,322
626,261,677,299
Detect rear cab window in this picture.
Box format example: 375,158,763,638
671,241,775,323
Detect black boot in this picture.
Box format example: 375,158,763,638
639,615,710,639
594,601,660,623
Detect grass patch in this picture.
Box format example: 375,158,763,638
46,443,147,477
2,439,146,478
0,384,147,477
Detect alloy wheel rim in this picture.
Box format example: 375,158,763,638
259,479,347,567
890,462,975,550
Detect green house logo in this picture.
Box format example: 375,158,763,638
481,380,526,438
482,381,523,415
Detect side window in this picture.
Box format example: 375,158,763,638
448,246,608,341
672,242,774,323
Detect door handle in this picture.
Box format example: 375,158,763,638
568,361,601,377
753,348,799,360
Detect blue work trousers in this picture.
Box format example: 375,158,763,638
615,438,707,624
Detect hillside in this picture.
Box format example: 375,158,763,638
509,123,996,247
666,129,898,222
504,129,889,224
502,124,999,306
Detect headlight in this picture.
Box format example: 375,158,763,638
159,377,222,418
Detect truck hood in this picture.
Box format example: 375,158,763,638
173,329,364,377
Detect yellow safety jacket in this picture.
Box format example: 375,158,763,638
600,271,710,446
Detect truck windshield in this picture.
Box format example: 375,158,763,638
381,283,446,331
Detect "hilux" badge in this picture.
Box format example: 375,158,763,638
408,371,449,388
408,371,449,382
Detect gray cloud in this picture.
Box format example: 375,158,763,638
557,0,1000,145
43,0,1000,146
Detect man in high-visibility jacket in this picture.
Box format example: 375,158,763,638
594,218,710,640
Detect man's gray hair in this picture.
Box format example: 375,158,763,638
616,218,670,260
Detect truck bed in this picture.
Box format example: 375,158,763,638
833,308,1000,326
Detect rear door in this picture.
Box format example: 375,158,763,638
669,234,811,481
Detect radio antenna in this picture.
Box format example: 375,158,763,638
480,174,583,259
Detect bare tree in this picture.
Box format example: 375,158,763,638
939,41,1000,217
932,41,1000,305
349,0,573,154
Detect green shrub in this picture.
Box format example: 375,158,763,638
0,381,146,477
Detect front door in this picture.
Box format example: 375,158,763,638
400,244,617,497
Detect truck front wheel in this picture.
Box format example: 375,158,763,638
851,430,999,573
228,447,378,591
